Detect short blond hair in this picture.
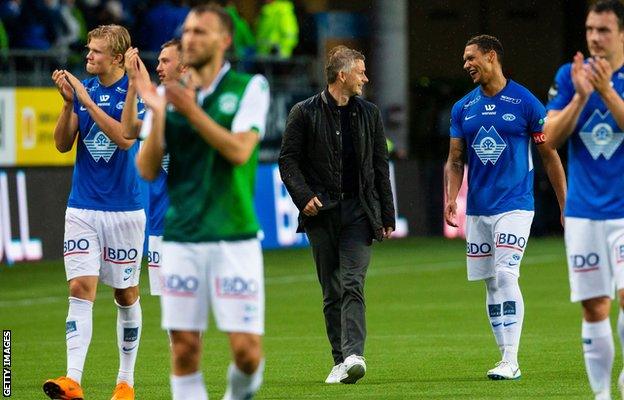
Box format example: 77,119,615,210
87,25,131,62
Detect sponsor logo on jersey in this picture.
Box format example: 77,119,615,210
161,153,170,174
163,274,199,297
83,123,118,162
495,233,526,251
471,126,507,165
98,94,111,106
488,304,501,317
466,242,492,258
218,92,239,115
570,252,600,272
503,301,516,315
115,101,125,110
463,95,481,109
464,114,477,121
500,95,521,104
216,277,259,299
79,105,87,111
116,86,127,94
579,109,624,160
99,95,110,102
617,245,624,263
485,104,495,111
502,113,516,121
64,239,90,256
103,247,139,264
508,253,521,267
147,250,160,265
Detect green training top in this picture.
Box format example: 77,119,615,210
163,69,261,243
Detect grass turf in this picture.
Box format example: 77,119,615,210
0,236,618,399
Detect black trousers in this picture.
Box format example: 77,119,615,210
304,198,372,364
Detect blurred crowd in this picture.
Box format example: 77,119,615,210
0,0,300,59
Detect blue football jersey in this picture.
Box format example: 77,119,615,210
68,75,146,211
546,62,624,219
450,80,546,216
148,155,169,236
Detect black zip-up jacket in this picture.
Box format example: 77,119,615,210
278,90,396,241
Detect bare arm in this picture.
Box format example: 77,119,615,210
64,71,136,150
166,83,259,166
444,138,465,227
536,142,567,220
121,48,150,139
134,83,166,181
51,69,78,152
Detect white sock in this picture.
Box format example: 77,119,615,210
485,278,504,356
66,297,93,384
170,371,208,400
497,271,523,366
116,298,142,386
223,358,265,400
582,318,614,395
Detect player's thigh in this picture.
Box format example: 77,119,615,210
493,210,534,276
64,208,101,282
209,239,265,335
147,235,164,296
565,217,612,302
98,210,145,289
160,241,210,332
466,215,495,281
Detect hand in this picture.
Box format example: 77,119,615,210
444,201,458,227
165,81,197,116
302,196,323,216
63,71,93,108
135,78,165,114
586,56,613,95
571,52,594,99
382,226,394,239
51,69,73,103
124,47,139,80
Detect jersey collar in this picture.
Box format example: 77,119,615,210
197,61,231,104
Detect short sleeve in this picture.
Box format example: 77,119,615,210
525,93,547,144
449,101,464,138
138,85,165,140
231,74,270,139
546,63,575,112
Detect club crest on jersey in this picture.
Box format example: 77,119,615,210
579,109,624,160
218,92,239,115
83,123,117,162
471,126,507,165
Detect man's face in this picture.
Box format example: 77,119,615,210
586,11,624,59
85,37,119,75
342,59,368,96
463,44,494,84
156,45,183,83
181,11,230,70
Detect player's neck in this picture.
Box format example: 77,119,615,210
608,52,624,72
197,56,225,90
98,67,124,87
481,73,507,97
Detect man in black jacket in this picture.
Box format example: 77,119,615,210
278,45,395,385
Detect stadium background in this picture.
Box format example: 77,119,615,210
0,1,614,399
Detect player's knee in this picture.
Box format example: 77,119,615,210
114,286,139,306
231,335,262,374
495,270,518,290
581,297,611,322
171,331,201,370
68,278,96,301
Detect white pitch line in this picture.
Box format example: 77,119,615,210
0,254,562,308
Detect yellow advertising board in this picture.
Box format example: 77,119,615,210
15,88,76,166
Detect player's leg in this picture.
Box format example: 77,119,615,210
161,241,209,400
465,216,501,356
43,208,100,400
99,210,145,399
487,210,533,380
210,239,265,399
566,217,614,400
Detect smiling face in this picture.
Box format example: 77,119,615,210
463,44,496,85
586,10,624,60
341,59,368,96
156,45,184,83
181,10,231,70
85,37,121,76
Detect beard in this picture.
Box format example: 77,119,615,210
183,50,213,70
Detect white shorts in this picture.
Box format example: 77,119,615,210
160,239,265,335
147,235,163,296
565,217,624,302
64,207,146,289
465,210,534,281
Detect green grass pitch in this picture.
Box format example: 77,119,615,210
0,237,620,399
